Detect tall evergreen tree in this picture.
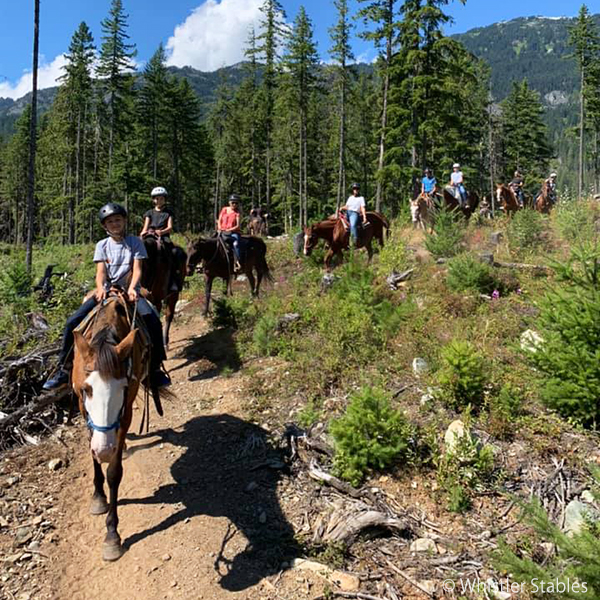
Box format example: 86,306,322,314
138,44,169,181
61,22,95,242
569,4,600,199
357,0,401,210
500,80,552,187
283,6,319,226
252,0,288,210
96,0,136,179
330,0,355,211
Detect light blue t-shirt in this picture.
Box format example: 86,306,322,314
422,176,436,193
93,235,147,290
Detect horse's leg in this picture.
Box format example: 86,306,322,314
163,292,177,350
366,240,373,264
90,456,108,515
204,275,213,316
325,248,335,271
247,268,256,296
102,450,124,561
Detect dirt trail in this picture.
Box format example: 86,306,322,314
2,309,322,600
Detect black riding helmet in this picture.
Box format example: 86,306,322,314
351,183,360,190
99,202,127,224
228,194,241,203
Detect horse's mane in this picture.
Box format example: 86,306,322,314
90,327,121,379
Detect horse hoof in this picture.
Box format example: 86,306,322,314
102,541,124,562
90,496,109,515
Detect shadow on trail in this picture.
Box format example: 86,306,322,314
169,327,241,380
121,414,299,592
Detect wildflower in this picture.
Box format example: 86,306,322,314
492,289,500,300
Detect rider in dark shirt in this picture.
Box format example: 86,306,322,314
140,186,184,291
509,170,525,207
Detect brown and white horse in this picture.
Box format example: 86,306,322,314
72,296,151,561
495,184,521,217
410,194,434,232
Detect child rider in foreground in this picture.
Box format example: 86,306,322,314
42,203,170,391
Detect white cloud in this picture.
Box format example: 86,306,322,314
0,54,67,100
165,0,264,71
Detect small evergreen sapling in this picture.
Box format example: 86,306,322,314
330,386,413,486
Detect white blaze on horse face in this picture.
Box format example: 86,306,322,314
410,200,419,222
303,233,309,256
496,188,502,205
84,371,127,462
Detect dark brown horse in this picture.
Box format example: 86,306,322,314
442,186,480,219
303,211,389,270
186,235,272,315
141,233,187,349
247,208,269,237
495,184,521,217
71,296,168,561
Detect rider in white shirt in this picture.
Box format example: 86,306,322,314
341,183,368,247
450,163,467,206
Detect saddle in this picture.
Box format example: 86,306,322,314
74,293,151,352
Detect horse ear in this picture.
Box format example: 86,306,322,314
73,331,91,359
116,329,137,361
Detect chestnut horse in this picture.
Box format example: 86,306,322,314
71,296,159,561
141,233,187,349
495,184,521,217
535,186,554,214
442,187,480,219
186,235,272,315
303,211,389,270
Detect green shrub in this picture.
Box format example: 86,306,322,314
438,340,487,410
376,224,408,276
253,313,279,356
330,386,413,486
0,259,33,304
487,383,524,439
424,206,464,258
554,199,597,244
528,244,600,427
446,253,502,295
507,209,546,255
211,296,254,330
298,399,323,428
437,424,495,513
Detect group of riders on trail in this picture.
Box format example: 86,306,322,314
42,187,271,394
417,164,558,210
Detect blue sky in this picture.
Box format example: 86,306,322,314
0,0,596,99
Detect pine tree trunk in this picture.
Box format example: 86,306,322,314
74,108,83,244
579,67,585,200
25,0,40,272
336,74,346,212
108,89,115,178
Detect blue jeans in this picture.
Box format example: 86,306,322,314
347,210,361,243
222,232,241,262
453,184,466,204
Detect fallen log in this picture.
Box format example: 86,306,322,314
316,508,411,545
0,388,70,432
493,260,551,273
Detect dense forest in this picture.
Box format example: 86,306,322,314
0,0,594,244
